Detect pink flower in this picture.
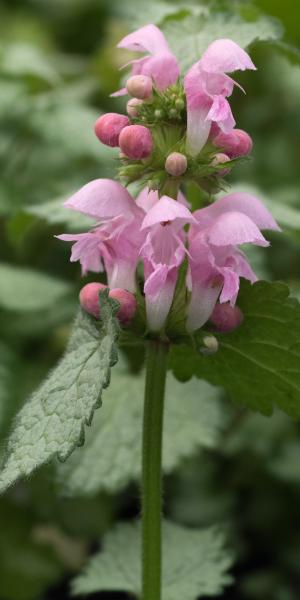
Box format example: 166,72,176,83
184,39,256,156
139,194,196,331
57,179,144,292
112,24,180,96
186,191,280,331
212,128,253,158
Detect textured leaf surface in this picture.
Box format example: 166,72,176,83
170,281,300,417
0,264,71,312
0,344,19,435
58,363,224,495
164,13,282,71
0,294,119,493
72,520,233,599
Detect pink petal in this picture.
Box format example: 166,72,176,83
139,53,179,89
136,187,189,212
219,267,240,304
110,87,127,97
106,259,137,292
117,24,170,54
200,39,256,74
207,211,269,247
145,267,178,331
186,105,212,156
64,179,138,221
141,196,196,229
56,232,103,275
206,95,235,131
186,280,221,332
196,192,281,232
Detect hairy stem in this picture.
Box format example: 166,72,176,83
142,339,169,600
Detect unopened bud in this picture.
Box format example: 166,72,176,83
109,288,137,325
79,282,108,318
94,113,129,147
200,335,219,355
211,153,231,176
165,152,187,176
119,125,153,160
126,98,143,118
210,303,244,333
213,129,253,158
154,109,163,119
126,75,152,100
169,108,178,119
175,98,185,110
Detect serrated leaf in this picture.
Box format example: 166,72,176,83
164,13,283,71
58,362,224,495
0,264,71,312
170,280,300,417
0,293,119,493
72,520,233,599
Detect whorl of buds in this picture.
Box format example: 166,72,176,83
211,153,231,176
79,282,137,325
126,98,143,118
165,152,187,176
119,125,153,159
210,303,244,332
94,113,129,147
213,129,253,158
126,75,152,99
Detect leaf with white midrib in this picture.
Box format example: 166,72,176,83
0,292,119,493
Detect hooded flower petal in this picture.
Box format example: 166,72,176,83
141,195,196,229
56,232,104,275
206,211,269,247
64,179,140,222
114,24,179,93
200,39,256,74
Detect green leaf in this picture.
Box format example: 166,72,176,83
0,43,60,86
116,0,208,29
0,499,62,600
164,13,283,71
0,344,19,436
58,362,224,495
170,280,300,417
0,293,119,493
72,520,233,599
0,264,72,312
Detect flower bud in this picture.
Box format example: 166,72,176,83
200,335,219,355
94,113,129,147
126,75,152,99
119,125,153,160
211,153,231,176
109,288,137,325
213,129,253,158
165,152,187,176
210,303,244,333
126,98,143,118
79,282,108,318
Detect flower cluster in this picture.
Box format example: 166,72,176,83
58,24,280,335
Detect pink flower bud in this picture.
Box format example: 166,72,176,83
211,153,231,176
213,129,253,158
109,288,137,325
126,75,152,99
94,113,129,147
119,125,153,160
165,152,188,176
210,303,244,333
126,98,144,118
79,282,108,318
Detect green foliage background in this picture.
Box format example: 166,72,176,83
0,0,300,599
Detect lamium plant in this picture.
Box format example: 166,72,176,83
1,18,300,600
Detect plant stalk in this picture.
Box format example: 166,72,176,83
142,339,169,600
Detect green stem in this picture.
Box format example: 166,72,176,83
142,339,169,600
